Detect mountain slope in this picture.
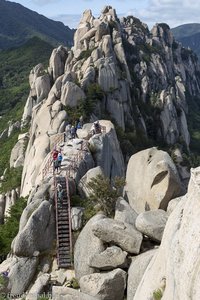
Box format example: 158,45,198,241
172,23,200,59
172,23,200,39
0,36,53,116
0,0,74,49
0,37,53,175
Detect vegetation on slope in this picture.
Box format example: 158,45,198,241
0,197,27,256
0,0,74,49
0,36,53,115
0,37,53,179
172,23,200,59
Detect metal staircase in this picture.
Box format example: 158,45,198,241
42,126,107,269
54,176,73,268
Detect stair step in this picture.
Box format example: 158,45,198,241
58,263,72,268
58,225,69,229
58,236,70,240
59,239,70,243
58,246,70,255
59,259,72,265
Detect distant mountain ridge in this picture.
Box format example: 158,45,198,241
0,0,74,50
172,23,200,59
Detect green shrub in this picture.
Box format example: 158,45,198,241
71,277,79,289
0,197,27,256
78,49,94,60
64,83,104,123
0,166,23,193
87,175,126,217
153,288,163,300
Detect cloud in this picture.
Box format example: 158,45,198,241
31,0,60,5
127,0,200,29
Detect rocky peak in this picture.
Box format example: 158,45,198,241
20,7,200,194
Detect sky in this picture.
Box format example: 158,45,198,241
10,0,200,30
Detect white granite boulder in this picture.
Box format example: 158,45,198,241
92,217,142,254
125,147,183,213
80,268,127,300
135,209,168,242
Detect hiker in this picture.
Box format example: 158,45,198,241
76,121,82,129
57,183,64,207
91,120,101,135
52,148,59,172
70,125,76,139
57,150,63,171
1,269,9,278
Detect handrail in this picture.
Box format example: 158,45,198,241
42,126,106,179
52,133,65,150
54,177,59,267
66,176,73,266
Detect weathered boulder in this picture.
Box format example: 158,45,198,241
4,189,18,218
49,46,68,81
8,120,20,137
114,197,138,226
60,81,86,107
61,140,95,183
13,201,55,257
35,74,51,102
9,257,39,295
89,246,127,270
89,120,125,180
71,207,84,231
74,213,106,281
21,133,50,197
127,249,157,300
78,166,104,198
133,167,200,300
52,286,97,300
167,195,185,215
10,133,29,168
92,217,142,254
125,147,183,213
135,209,168,242
80,268,127,300
26,273,50,300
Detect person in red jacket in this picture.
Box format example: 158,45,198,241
52,148,59,172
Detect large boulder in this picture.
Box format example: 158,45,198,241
9,257,39,295
80,268,127,300
125,147,183,214
21,133,50,197
13,201,55,257
135,209,168,242
88,120,125,181
10,133,29,168
89,246,127,270
71,207,84,231
60,81,86,107
26,273,50,300
92,217,143,254
78,166,104,198
133,167,200,300
127,249,157,300
52,286,97,300
74,213,106,281
49,46,68,81
114,197,138,226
